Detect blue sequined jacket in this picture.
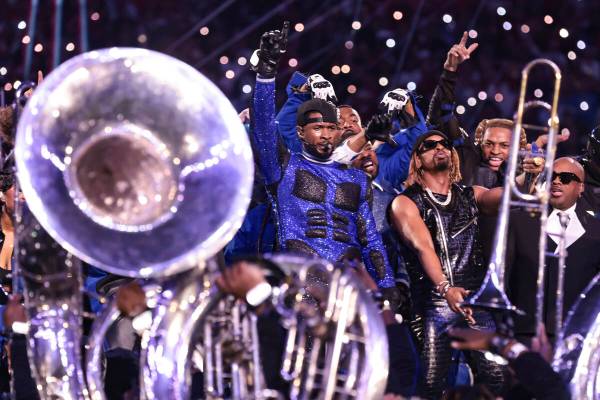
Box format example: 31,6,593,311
252,76,395,289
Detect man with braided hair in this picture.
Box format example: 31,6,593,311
389,131,507,399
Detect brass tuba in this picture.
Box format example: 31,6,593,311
14,47,254,399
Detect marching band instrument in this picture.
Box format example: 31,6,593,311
14,47,254,399
466,59,562,326
553,273,600,399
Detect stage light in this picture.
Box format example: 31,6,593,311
456,105,465,115
18,21,26,30
90,12,100,21
467,97,477,106
559,28,569,38
442,14,452,24
534,89,543,98
347,84,357,94
544,15,553,24
469,30,478,39
288,58,298,67
34,44,43,53
219,56,229,65
341,64,351,73
22,35,30,44
379,77,389,86
494,93,504,102
65,42,75,51
478,91,487,100
580,101,589,111
386,38,396,48
568,51,576,60
0,67,6,76
345,40,354,50
294,23,304,32
242,84,252,94
352,21,361,30
225,70,235,79
331,65,341,75
137,34,147,44
393,11,403,20
407,81,416,91
521,24,530,33
503,21,512,31
199,26,209,35
497,7,506,16
237,57,247,66
14,81,21,89
577,40,586,50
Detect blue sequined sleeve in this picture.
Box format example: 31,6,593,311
360,189,396,289
275,71,310,153
252,77,288,185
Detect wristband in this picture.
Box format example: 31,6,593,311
435,280,449,292
441,284,452,297
246,282,272,307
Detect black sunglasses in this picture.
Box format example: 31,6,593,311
552,172,582,184
418,139,452,154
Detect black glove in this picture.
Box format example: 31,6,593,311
250,21,289,79
364,114,398,147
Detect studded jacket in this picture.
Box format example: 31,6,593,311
252,77,395,289
398,183,486,308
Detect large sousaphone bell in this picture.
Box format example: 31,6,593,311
15,47,254,399
16,47,254,278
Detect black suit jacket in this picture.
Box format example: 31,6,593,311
505,201,600,337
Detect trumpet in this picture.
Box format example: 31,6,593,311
465,59,562,329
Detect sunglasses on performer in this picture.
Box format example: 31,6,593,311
551,172,582,184
418,139,452,154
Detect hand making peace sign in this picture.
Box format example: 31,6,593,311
444,31,479,72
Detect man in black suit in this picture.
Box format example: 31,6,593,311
505,157,600,344
579,125,600,214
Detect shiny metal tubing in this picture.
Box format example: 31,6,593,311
466,59,562,317
85,300,122,400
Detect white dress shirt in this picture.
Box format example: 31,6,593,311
547,203,586,252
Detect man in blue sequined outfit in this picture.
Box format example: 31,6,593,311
249,24,397,301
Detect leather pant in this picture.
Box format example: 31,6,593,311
416,304,507,399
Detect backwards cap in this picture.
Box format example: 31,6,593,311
296,98,338,126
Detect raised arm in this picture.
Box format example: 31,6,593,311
250,23,290,185
275,71,311,153
427,31,478,140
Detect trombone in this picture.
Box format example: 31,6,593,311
465,59,565,334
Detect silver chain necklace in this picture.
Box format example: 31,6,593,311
425,187,452,206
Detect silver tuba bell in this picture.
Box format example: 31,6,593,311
553,272,600,399
15,47,254,399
